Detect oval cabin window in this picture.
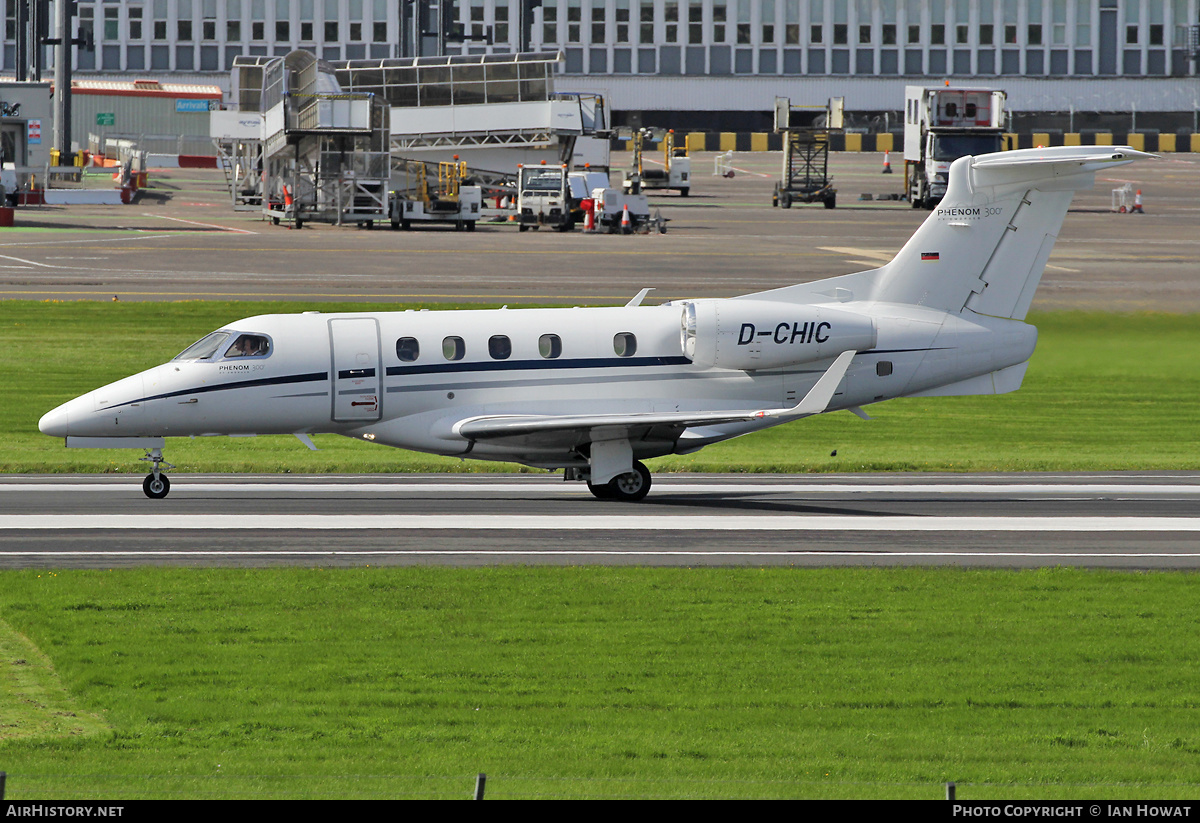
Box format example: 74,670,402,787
539,334,562,359
443,336,465,361
489,335,512,360
396,337,420,362
613,332,637,357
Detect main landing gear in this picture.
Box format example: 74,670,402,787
586,461,652,503
140,447,175,499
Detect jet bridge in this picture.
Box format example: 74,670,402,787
255,51,390,228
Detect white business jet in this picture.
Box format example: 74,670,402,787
40,146,1150,500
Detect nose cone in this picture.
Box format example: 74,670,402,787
39,403,71,438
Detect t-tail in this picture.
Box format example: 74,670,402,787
868,145,1155,320
740,145,1154,400
751,145,1155,320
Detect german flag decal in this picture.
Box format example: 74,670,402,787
921,252,940,261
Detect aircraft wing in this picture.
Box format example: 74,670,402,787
452,350,856,440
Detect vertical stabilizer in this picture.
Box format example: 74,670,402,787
869,146,1154,319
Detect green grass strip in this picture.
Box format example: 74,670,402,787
0,567,1198,799
3,301,1198,473
0,607,109,744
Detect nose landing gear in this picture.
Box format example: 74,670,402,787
139,447,175,499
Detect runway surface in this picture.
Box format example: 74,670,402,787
2,473,1198,569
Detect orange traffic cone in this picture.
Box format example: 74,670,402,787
584,205,595,232
882,151,893,174
1131,189,1145,214
620,204,631,233
282,185,293,206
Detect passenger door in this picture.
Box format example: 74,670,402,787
329,318,382,423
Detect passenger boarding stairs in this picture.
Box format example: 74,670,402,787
259,51,390,227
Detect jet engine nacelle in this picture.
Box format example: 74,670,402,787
682,300,877,371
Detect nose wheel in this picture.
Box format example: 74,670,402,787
139,447,175,500
143,473,171,499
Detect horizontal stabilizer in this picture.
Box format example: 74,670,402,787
968,146,1157,196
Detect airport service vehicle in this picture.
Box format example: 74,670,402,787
389,159,482,231
622,129,691,197
516,163,576,231
39,147,1150,502
904,85,1006,209
516,165,645,232
591,186,653,233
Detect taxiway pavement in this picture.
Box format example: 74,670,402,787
1,151,1197,311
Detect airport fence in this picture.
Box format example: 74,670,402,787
615,131,1200,153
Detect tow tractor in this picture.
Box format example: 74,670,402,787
390,158,482,231
771,96,843,210
622,129,691,196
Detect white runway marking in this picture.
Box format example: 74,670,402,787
2,514,1199,532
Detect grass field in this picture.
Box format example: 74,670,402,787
1,567,1199,800
4,300,1199,473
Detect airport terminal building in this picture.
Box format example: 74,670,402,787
5,1,1199,130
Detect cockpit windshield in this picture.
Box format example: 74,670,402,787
224,334,271,358
173,331,231,361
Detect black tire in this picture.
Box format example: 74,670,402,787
604,462,652,503
143,473,170,500
679,188,689,197
824,194,836,209
587,481,615,500
466,221,476,232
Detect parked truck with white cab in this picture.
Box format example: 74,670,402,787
517,163,652,233
904,85,1006,209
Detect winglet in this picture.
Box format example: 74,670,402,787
766,350,856,419
626,288,654,307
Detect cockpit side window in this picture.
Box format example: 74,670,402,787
173,331,231,361
224,334,272,358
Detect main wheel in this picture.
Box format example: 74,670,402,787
604,462,652,503
586,481,614,500
143,473,170,500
